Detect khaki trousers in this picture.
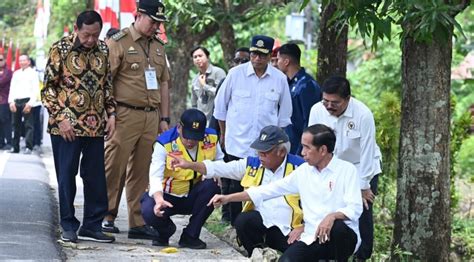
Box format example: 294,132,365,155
104,106,159,228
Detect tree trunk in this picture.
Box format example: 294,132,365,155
392,32,452,260
316,2,348,85
219,21,236,70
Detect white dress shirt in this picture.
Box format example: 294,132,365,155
213,62,292,158
8,67,40,106
247,157,363,253
308,98,382,190
148,140,225,197
203,156,298,236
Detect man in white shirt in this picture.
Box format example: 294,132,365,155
171,125,305,257
140,109,223,249
8,54,40,154
209,124,363,261
308,76,382,260
213,35,292,224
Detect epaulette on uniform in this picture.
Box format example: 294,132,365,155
112,30,127,41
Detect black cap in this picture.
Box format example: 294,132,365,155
180,109,207,141
249,35,274,54
138,0,167,22
250,125,289,152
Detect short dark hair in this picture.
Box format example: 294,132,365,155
190,46,210,58
76,10,103,30
303,124,336,153
235,47,250,53
321,76,351,99
278,43,301,63
105,27,120,39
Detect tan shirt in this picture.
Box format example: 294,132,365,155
108,24,170,108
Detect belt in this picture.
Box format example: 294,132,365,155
117,101,157,112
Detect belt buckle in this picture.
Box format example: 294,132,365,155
144,107,152,112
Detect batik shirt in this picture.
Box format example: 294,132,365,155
42,34,116,137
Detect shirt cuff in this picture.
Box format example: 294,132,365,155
360,178,371,190
246,187,263,207
213,110,226,121
202,160,216,178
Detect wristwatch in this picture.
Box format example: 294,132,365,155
160,117,171,124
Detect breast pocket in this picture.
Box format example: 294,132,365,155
343,130,361,155
263,91,279,112
232,89,251,110
124,55,143,76
151,56,166,81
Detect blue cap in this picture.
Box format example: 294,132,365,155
250,125,289,152
249,35,274,54
180,109,207,140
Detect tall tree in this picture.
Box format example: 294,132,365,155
392,1,470,260
316,1,348,84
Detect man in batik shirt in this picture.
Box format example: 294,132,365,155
42,10,116,243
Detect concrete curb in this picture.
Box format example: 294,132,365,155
0,152,64,261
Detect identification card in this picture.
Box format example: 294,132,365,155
145,68,159,90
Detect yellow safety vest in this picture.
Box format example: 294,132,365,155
240,155,304,229
158,127,218,195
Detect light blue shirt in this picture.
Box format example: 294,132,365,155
213,62,292,158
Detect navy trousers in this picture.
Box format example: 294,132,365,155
141,179,220,240
355,175,379,260
221,154,243,225
279,220,357,262
0,104,12,147
51,135,108,232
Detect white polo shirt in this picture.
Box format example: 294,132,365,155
203,156,298,236
247,157,363,253
308,97,382,190
8,67,40,106
213,62,292,158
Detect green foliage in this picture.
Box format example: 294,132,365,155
452,214,474,259
450,97,472,209
49,0,87,39
457,136,474,182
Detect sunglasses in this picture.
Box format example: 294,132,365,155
233,57,249,64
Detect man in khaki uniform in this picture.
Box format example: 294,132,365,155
103,0,171,240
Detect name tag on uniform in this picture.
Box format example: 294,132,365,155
145,68,159,90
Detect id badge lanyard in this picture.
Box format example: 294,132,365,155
139,39,159,90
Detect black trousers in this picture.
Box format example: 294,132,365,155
355,175,379,260
221,153,243,225
279,220,357,262
141,179,220,240
32,105,43,146
12,99,33,151
0,103,12,146
51,135,108,232
234,210,289,257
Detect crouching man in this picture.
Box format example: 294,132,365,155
140,109,223,249
171,125,305,256
209,124,363,261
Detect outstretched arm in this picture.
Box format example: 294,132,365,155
207,191,251,208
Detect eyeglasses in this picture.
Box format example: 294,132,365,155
250,52,269,59
322,98,344,107
233,57,249,64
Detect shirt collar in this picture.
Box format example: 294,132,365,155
340,97,354,118
130,24,144,42
205,64,213,74
245,62,271,78
288,67,306,85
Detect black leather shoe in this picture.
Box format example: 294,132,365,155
78,227,115,243
128,225,159,240
102,220,120,233
152,238,169,246
178,233,206,249
61,230,78,243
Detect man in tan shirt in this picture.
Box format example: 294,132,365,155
103,0,171,240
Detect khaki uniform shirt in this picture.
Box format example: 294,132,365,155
108,24,170,108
